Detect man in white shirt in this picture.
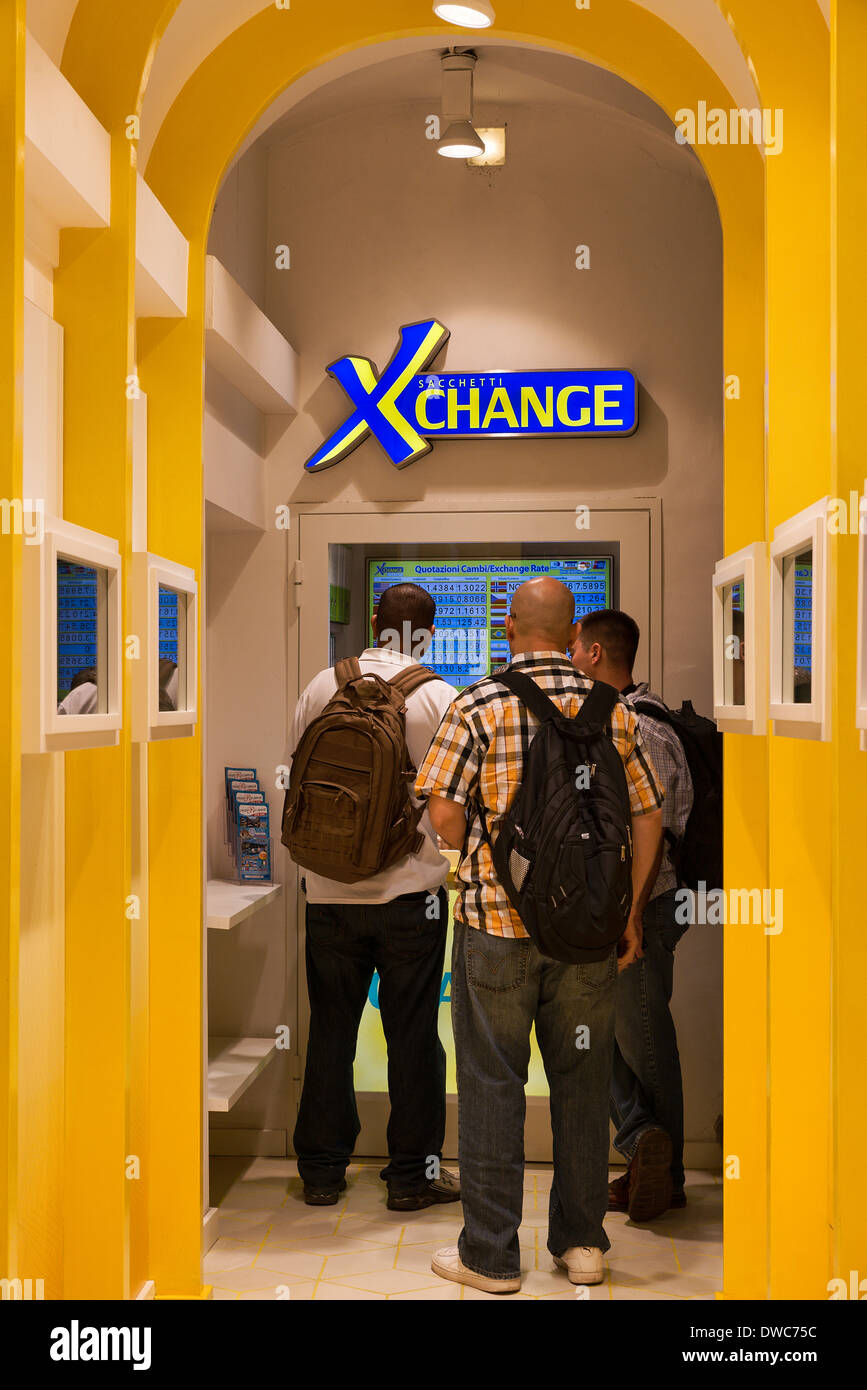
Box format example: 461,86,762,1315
289,582,461,1211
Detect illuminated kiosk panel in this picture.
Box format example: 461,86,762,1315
56,559,105,709
131,553,198,741
769,497,829,738
368,555,612,689
789,555,813,703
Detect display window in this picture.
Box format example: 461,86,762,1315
132,554,198,740
712,541,767,735
856,481,867,751
769,498,830,739
56,558,109,714
23,519,123,752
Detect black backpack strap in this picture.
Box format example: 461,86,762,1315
629,698,682,854
475,670,613,850
471,669,553,855
497,668,621,732
574,679,620,728
631,698,672,725
493,667,561,723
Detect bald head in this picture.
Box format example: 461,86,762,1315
506,577,576,655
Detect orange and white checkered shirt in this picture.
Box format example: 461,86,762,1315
415,652,665,938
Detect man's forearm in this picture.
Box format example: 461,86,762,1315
427,794,468,851
629,809,664,917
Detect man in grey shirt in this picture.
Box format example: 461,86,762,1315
571,608,693,1222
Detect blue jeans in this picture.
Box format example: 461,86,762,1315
451,918,617,1280
293,888,448,1192
609,887,688,1191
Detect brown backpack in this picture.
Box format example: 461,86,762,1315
281,656,440,884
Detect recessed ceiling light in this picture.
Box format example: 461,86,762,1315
433,2,495,30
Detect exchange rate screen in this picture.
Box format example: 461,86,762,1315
368,556,612,689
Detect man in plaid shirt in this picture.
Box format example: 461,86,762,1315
416,578,664,1294
571,609,694,1223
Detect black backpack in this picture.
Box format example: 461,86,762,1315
478,671,633,965
631,698,723,892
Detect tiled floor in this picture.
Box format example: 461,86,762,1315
206,1158,722,1300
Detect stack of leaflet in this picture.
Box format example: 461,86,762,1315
224,767,272,883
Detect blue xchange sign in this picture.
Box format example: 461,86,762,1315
305,318,637,471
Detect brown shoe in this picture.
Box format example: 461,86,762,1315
387,1167,461,1211
607,1172,630,1212
669,1190,687,1209
627,1128,673,1222
303,1179,347,1207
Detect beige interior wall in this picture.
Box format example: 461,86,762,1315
204,522,295,1151
262,95,722,708
205,65,724,1160
209,145,268,310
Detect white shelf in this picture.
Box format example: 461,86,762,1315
23,38,188,312
203,411,267,532
205,256,299,414
206,878,282,930
202,1205,220,1253
25,36,111,272
136,175,188,318
207,1037,278,1112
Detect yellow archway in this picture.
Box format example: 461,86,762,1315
142,0,768,1302
6,0,864,1302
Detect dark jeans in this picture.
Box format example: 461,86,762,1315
293,887,447,1192
609,887,688,1191
451,918,617,1280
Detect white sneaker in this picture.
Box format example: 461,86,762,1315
554,1246,604,1284
431,1246,521,1294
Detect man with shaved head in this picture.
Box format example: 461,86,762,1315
416,577,664,1295
510,575,576,639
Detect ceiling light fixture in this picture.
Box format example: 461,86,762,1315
433,2,495,28
438,120,486,158
437,51,484,159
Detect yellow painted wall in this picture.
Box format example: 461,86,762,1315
138,309,206,1297
716,114,768,1308
1,0,862,1301
53,177,136,1301
18,756,65,1298
56,0,184,1301
724,2,834,1300
0,0,24,1290
144,0,768,1300
831,0,867,1287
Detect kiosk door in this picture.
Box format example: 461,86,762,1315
292,497,660,1161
